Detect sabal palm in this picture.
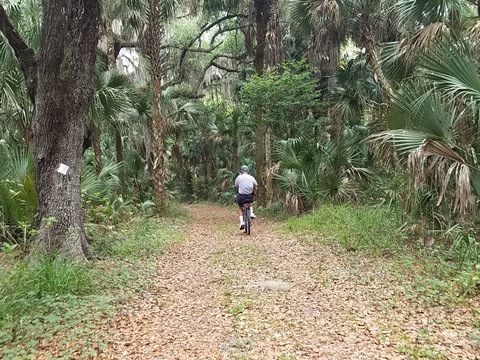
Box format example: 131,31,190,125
328,56,384,141
290,0,344,78
89,66,142,181
388,0,474,72
371,38,480,215
275,131,369,212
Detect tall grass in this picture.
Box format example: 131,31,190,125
287,204,480,299
0,256,97,353
287,203,401,255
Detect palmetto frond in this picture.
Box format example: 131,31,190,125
386,82,459,142
0,144,37,227
289,0,312,37
276,131,368,209
421,39,480,105
395,0,473,29
370,54,479,214
90,70,140,131
81,161,121,198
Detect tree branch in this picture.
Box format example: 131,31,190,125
193,53,246,94
210,25,248,47
0,4,37,102
178,14,247,71
162,42,223,53
211,61,242,72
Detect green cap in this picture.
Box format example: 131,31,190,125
241,165,249,172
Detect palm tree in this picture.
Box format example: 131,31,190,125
290,0,344,81
328,56,384,142
342,0,400,97
370,39,480,216
275,131,370,212
143,0,168,212
89,66,141,183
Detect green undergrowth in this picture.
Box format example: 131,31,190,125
287,204,401,256
0,206,187,359
286,204,480,303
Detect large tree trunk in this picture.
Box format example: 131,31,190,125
253,0,271,207
145,0,167,213
33,0,100,259
254,0,271,75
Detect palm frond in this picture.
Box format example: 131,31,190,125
386,81,459,142
421,39,480,105
289,0,312,37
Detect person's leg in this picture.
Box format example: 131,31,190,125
250,204,256,218
238,205,245,229
237,196,245,229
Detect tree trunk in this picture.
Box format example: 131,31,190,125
145,0,166,213
33,0,100,260
151,77,166,212
265,1,285,69
255,121,267,206
115,129,125,194
106,23,117,71
253,0,271,207
233,138,239,175
265,126,273,206
362,23,394,98
254,0,271,76
92,126,102,175
329,106,343,143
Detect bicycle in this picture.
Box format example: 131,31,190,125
235,195,254,235
242,202,252,235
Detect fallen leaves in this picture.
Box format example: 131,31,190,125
30,204,480,359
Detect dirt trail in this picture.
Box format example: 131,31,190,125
105,205,479,359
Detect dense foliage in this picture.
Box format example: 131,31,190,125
0,0,479,277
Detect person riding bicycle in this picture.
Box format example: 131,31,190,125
235,165,257,230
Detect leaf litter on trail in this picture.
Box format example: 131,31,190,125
35,205,480,359
98,204,480,359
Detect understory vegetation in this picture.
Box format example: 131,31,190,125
287,204,480,302
0,209,186,358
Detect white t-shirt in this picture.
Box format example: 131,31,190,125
235,173,258,195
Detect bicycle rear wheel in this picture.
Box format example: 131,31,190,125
244,207,251,235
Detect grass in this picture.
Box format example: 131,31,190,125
286,203,480,356
0,207,186,359
286,204,401,256
286,203,480,303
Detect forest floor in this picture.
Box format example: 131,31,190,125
95,204,479,360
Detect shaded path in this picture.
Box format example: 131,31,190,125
104,205,479,359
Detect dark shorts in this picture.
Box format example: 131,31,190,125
237,193,254,206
